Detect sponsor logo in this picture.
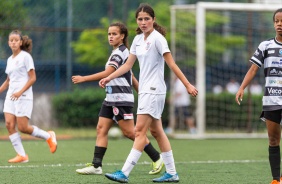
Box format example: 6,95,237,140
271,61,282,66
139,107,144,110
268,50,275,54
279,49,282,55
254,50,259,56
268,79,282,84
106,86,112,94
269,69,282,76
267,87,282,95
111,55,122,62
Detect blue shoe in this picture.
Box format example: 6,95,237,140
152,172,179,183
105,170,128,183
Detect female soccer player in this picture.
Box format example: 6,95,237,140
72,22,163,175
0,30,57,163
100,4,198,183
235,8,282,184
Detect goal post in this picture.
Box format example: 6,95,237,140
170,2,281,138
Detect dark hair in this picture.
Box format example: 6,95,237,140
135,3,166,36
109,22,129,48
9,30,32,54
273,8,282,22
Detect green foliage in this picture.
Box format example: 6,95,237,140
175,11,246,66
205,92,263,132
72,28,109,66
52,87,105,127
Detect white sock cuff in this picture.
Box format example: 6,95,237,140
161,150,173,157
9,132,20,141
31,125,38,137
131,148,142,155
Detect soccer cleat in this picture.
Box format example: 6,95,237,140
105,170,128,183
149,155,164,175
76,163,102,175
47,131,57,153
152,172,179,183
8,154,29,163
270,180,280,184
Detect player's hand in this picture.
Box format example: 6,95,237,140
10,92,21,101
187,84,198,97
72,75,85,84
99,77,111,88
235,89,244,105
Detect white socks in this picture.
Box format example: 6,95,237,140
121,148,142,177
9,132,26,156
162,150,177,175
31,125,50,140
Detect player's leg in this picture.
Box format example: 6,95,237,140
5,112,29,163
76,105,114,175
16,100,57,153
264,110,281,183
105,114,153,183
150,118,179,182
115,105,163,174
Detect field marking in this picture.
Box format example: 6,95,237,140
0,159,268,169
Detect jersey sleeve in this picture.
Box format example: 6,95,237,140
24,53,35,71
130,36,138,55
108,54,124,70
250,41,266,68
155,35,170,55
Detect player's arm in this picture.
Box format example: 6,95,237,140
72,66,115,84
100,54,136,88
235,63,259,105
164,52,198,97
132,72,139,93
11,69,36,100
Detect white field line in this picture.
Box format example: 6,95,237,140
0,160,268,169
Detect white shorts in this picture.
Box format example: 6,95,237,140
3,99,33,119
137,93,165,119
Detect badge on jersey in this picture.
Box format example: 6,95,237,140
279,49,282,56
113,106,119,115
145,42,151,50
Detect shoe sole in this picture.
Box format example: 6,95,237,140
105,174,128,183
8,160,29,163
76,171,102,175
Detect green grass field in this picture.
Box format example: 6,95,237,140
0,133,273,184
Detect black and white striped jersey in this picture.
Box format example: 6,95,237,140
103,44,134,107
250,37,282,111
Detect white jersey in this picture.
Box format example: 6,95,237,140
5,50,35,100
130,29,170,94
103,44,134,107
250,37,282,111
173,78,190,107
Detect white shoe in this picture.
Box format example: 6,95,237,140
76,163,102,175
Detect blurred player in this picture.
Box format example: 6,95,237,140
100,4,197,183
73,22,163,175
235,8,282,184
0,30,57,163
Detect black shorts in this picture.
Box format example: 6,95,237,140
175,106,193,117
260,109,282,124
99,104,133,122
